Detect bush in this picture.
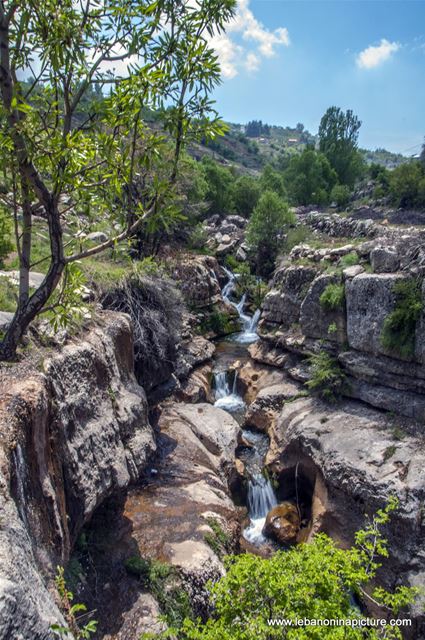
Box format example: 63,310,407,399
381,278,423,359
174,499,418,640
284,148,337,206
319,282,345,310
330,184,351,209
306,350,347,401
201,156,235,215
390,161,425,209
233,175,261,217
188,223,208,250
247,190,295,277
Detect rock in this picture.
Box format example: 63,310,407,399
172,255,222,308
262,266,318,329
236,246,247,262
300,273,346,343
215,236,239,257
0,312,156,638
370,246,400,273
345,273,406,358
244,382,301,433
237,360,290,404
248,340,289,369
176,364,213,403
343,265,364,279
175,336,215,380
219,225,238,236
263,503,300,545
0,270,45,289
103,593,168,640
0,311,13,331
226,215,247,228
267,396,425,635
87,231,108,243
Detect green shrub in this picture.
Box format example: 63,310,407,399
330,184,351,209
381,278,423,359
174,499,418,640
306,350,347,401
204,517,232,558
319,282,345,310
125,556,193,630
187,224,208,250
200,310,236,336
339,251,359,267
224,254,239,271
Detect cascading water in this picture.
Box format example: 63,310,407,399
214,369,245,412
220,267,260,344
244,473,278,545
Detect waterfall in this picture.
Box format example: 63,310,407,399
220,268,259,344
213,369,245,412
243,473,278,545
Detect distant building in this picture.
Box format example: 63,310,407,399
287,138,299,145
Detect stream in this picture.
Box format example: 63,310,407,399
213,266,278,548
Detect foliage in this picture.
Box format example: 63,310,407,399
260,164,287,199
420,138,425,169
0,208,12,266
204,517,232,558
51,566,97,639
284,149,337,205
233,175,261,217
173,499,417,640
389,161,425,209
247,190,295,277
318,107,364,186
381,278,423,359
124,556,193,631
306,350,347,401
200,309,237,336
201,157,235,215
188,224,209,250
0,0,236,359
331,184,351,209
319,282,346,311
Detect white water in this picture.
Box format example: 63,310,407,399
214,369,245,412
243,473,278,545
221,267,260,344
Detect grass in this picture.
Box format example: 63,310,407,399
319,282,345,311
339,252,359,268
204,517,232,558
383,445,397,462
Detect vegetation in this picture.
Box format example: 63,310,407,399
124,556,193,630
171,499,418,639
340,252,360,268
203,517,232,558
0,208,12,266
318,107,364,187
51,566,97,639
331,184,351,209
201,156,236,216
381,278,423,359
319,282,346,310
0,0,236,360
283,225,313,252
284,148,337,206
247,191,295,277
389,162,425,209
306,350,347,401
233,175,261,217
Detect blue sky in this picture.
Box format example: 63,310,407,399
211,0,425,154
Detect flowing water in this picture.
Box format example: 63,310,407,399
213,266,279,547
221,267,260,344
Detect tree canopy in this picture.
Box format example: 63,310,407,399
0,0,236,359
318,107,364,187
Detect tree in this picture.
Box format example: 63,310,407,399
318,107,364,186
0,208,12,266
201,157,235,215
389,162,425,208
247,190,294,277
173,500,418,640
0,0,236,360
260,164,287,199
284,149,337,206
233,175,261,217
331,184,351,209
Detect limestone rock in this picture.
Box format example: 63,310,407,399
87,231,108,243
244,382,301,433
172,255,222,308
0,311,13,331
300,273,346,343
262,265,318,329
0,270,45,289
370,246,400,273
263,503,300,545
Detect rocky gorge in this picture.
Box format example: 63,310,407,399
1,211,425,638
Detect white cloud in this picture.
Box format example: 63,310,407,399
356,39,400,70
209,0,290,79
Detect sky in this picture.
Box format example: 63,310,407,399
210,0,425,154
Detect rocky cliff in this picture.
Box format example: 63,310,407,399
0,312,156,639
257,229,425,420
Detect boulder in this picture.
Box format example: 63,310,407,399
226,215,247,228
0,311,13,331
244,382,300,433
172,255,222,308
87,231,108,243
0,270,45,289
370,246,400,273
345,273,406,358
263,503,300,545
343,265,364,279
262,266,318,329
300,273,346,343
